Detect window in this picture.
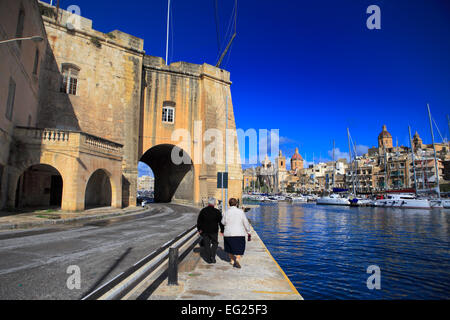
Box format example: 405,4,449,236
5,77,16,121
33,49,39,75
60,64,80,95
162,106,175,123
0,164,3,195
16,8,25,48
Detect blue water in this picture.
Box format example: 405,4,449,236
246,202,450,299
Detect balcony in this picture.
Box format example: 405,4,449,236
14,127,123,159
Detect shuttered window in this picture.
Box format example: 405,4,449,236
5,77,16,121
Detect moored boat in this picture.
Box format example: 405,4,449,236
374,193,431,209
317,194,350,206
289,196,308,203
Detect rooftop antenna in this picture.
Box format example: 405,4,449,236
165,0,171,65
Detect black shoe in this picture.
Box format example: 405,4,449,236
211,257,216,264
233,261,241,269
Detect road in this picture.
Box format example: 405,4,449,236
0,204,199,300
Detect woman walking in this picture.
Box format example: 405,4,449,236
221,198,251,268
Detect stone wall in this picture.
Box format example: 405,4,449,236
141,57,243,205
37,1,144,207
0,0,48,209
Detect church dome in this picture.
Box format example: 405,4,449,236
291,148,303,160
378,125,392,139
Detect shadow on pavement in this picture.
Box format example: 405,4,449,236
79,247,133,299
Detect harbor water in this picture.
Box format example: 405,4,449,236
246,202,450,299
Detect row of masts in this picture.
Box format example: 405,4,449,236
343,104,447,197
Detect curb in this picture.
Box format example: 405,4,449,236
0,207,147,231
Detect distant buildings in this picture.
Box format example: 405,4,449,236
243,125,450,194
137,175,154,192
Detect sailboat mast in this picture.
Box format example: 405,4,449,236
332,139,335,190
427,104,441,198
165,0,171,65
347,128,355,195
408,126,418,194
384,146,388,191
447,114,450,148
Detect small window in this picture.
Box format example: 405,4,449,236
162,106,175,123
16,8,25,48
33,49,39,75
0,164,3,194
5,77,16,121
61,64,80,95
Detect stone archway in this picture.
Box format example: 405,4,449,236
140,144,194,203
84,169,112,209
15,164,63,209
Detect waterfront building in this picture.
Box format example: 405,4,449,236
290,148,304,173
241,124,449,195
1,0,243,212
0,0,49,209
137,175,154,192
275,150,288,193
242,168,258,192
360,125,448,193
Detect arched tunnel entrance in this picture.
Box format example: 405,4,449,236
85,169,112,209
140,144,194,203
15,164,63,209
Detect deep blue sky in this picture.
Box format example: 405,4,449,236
46,0,450,171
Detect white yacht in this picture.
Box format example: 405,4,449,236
374,194,431,209
429,199,450,209
349,197,373,207
442,199,450,209
306,195,318,202
289,196,308,203
316,194,350,206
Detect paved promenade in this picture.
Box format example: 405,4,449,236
0,204,198,299
0,206,146,231
147,226,303,300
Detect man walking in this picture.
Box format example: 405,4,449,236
197,197,224,264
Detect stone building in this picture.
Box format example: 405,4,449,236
378,124,393,151
0,0,242,212
242,168,257,192
290,148,303,172
274,150,288,192
140,56,243,205
137,175,154,192
1,0,48,209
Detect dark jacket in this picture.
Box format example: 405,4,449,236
197,206,224,234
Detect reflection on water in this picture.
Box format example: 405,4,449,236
246,203,450,299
